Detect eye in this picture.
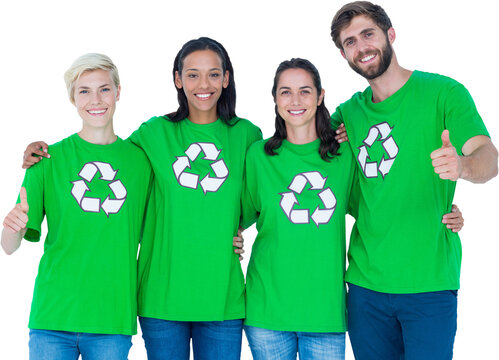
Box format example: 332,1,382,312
210,72,221,78
101,87,111,93
345,39,355,47
301,90,311,95
365,32,373,38
79,90,88,94
187,73,198,78
280,90,291,95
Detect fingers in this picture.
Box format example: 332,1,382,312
233,236,244,250
20,187,29,213
441,129,452,148
233,234,245,260
442,204,464,233
22,141,50,169
3,206,29,233
335,123,349,143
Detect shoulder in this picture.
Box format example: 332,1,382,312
48,133,76,152
246,138,267,159
413,70,464,91
337,90,367,110
230,117,262,134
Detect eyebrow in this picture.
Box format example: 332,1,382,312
77,84,112,89
342,27,377,46
184,67,222,72
278,86,313,90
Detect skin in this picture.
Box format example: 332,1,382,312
275,68,324,145
174,49,229,125
3,69,120,255
337,15,498,183
18,58,246,257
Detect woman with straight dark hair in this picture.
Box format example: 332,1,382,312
129,37,261,360
242,58,355,359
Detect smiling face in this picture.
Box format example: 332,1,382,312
74,69,120,131
339,15,394,80
174,49,229,122
275,68,324,135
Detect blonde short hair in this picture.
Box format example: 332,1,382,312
64,53,120,105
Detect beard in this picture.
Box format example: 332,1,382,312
348,36,394,80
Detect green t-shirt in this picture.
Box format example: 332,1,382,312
22,134,152,335
242,139,357,332
331,71,490,293
129,116,262,321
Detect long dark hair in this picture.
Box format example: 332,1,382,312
264,58,339,161
166,37,237,125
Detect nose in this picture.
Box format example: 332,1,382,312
357,38,371,53
199,74,209,89
290,92,300,106
90,91,102,104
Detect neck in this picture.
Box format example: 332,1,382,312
187,106,219,125
367,55,412,103
78,124,117,145
285,122,318,145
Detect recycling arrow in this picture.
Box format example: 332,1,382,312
70,161,127,216
357,121,399,179
172,142,229,194
280,171,336,227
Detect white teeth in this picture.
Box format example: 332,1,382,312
89,110,106,114
361,54,375,63
289,110,305,115
196,94,211,99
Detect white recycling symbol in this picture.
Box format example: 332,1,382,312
357,121,399,178
172,142,229,194
279,171,337,227
70,161,127,216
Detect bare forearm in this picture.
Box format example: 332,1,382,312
1,228,24,255
460,143,498,183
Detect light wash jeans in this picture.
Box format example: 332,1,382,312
244,325,345,360
29,329,131,360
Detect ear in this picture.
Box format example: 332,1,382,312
318,88,325,106
115,85,121,102
387,27,396,44
340,49,346,60
174,71,183,89
222,70,229,88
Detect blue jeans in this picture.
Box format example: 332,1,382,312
244,325,345,360
28,329,132,360
139,317,243,360
347,283,458,360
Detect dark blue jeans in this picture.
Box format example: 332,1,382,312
139,317,243,360
347,283,458,360
28,329,131,360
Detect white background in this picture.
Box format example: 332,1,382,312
0,0,497,359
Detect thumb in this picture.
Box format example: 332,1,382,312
20,187,29,213
441,129,452,148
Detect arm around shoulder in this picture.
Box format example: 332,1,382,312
460,135,498,183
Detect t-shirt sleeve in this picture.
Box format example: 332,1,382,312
347,165,360,219
330,108,344,131
246,124,263,151
20,159,45,242
128,123,146,150
240,146,259,229
444,83,490,155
